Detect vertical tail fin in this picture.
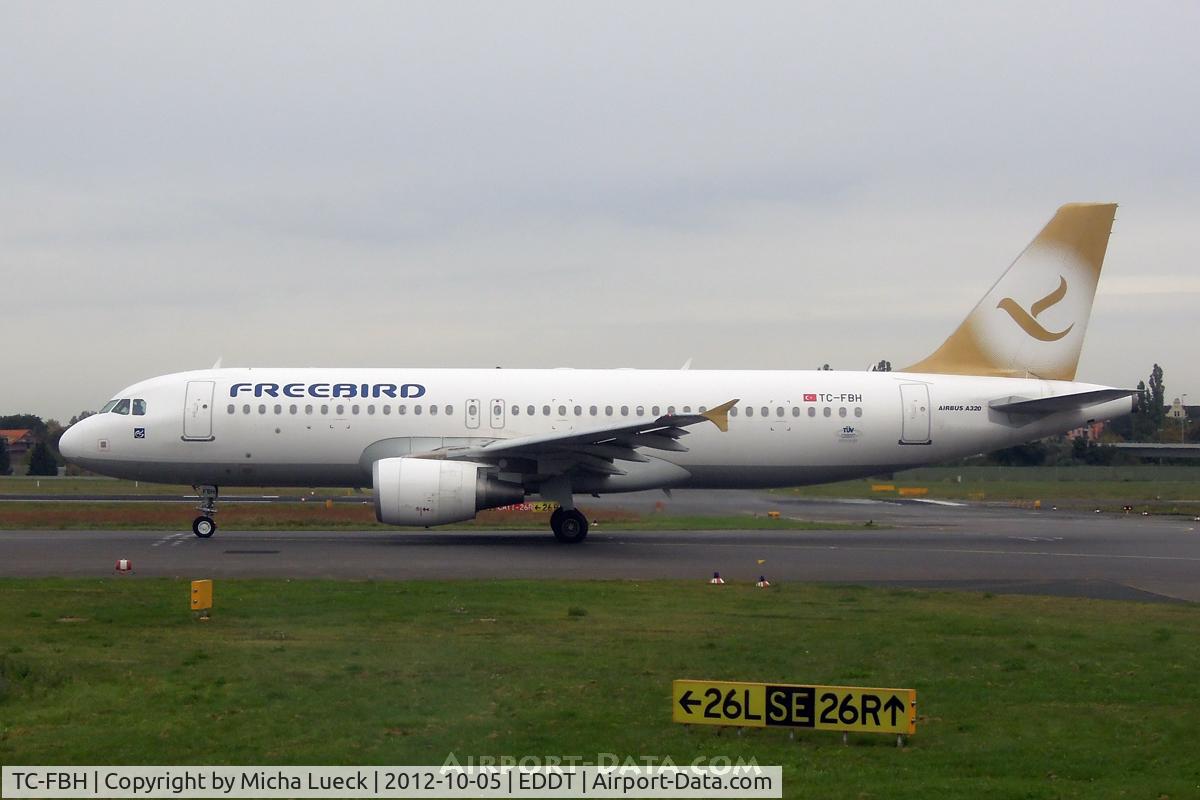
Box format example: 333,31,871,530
900,202,1117,381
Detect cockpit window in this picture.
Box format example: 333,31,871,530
112,399,131,415
132,399,147,416
100,400,120,414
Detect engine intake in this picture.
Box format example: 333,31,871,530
373,457,523,526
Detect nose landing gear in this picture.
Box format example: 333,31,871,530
192,485,218,538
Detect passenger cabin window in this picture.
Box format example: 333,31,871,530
573,405,582,416
429,405,438,416
258,404,267,415
620,406,629,416
636,406,644,416
792,407,800,417
589,406,597,416
132,399,147,415
854,407,863,417
227,404,235,415
414,405,423,415
652,406,660,416
839,407,847,417
445,405,453,415
112,399,131,415
605,405,613,416
398,405,406,415
527,405,535,416
730,407,738,417
274,404,282,415
745,407,753,417
543,405,551,416
808,407,816,417
558,405,566,416
823,407,831,417
243,404,251,415
511,405,519,416
382,406,390,415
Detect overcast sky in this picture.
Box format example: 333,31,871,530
3,2,1197,421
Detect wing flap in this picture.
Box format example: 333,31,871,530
619,433,689,452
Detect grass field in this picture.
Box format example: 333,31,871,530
0,477,315,496
3,471,1197,527
1,579,1197,798
778,475,1200,515
0,502,861,532
6,471,1198,505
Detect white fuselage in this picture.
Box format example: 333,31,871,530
60,368,1132,492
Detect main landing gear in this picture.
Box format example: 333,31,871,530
550,507,588,543
192,485,218,538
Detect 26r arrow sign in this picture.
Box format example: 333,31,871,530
672,680,916,735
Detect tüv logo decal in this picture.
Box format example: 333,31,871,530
229,382,426,399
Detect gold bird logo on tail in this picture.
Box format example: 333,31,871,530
996,276,1074,342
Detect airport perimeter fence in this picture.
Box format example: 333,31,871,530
897,465,1200,482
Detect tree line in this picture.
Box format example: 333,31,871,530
0,411,93,476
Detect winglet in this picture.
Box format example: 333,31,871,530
702,399,739,432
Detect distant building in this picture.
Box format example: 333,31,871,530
0,429,36,456
1065,420,1107,441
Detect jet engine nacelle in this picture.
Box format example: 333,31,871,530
373,457,524,526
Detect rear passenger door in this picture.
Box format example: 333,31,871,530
898,384,931,445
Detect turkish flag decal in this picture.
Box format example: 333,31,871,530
803,393,817,402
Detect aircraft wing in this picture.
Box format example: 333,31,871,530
988,389,1135,415
420,399,738,476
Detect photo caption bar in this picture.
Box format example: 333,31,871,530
3,766,782,798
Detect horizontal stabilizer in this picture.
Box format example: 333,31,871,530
989,389,1135,415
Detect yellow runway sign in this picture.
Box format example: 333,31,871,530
672,680,916,735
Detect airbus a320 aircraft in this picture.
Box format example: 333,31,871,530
60,203,1133,543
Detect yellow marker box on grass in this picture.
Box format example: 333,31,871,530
191,579,213,612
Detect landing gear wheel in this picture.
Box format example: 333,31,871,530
192,516,216,538
552,509,588,543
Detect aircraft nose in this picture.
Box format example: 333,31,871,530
59,423,82,463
